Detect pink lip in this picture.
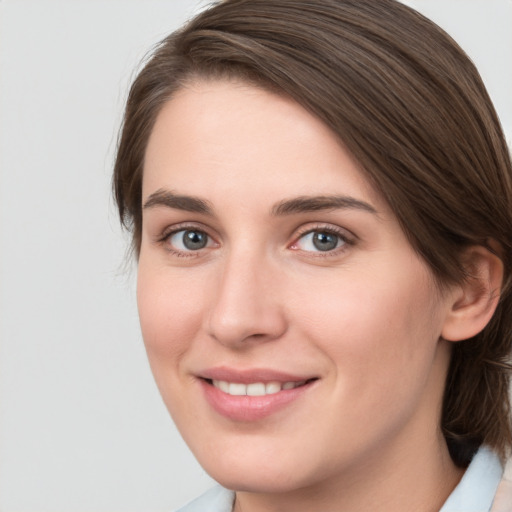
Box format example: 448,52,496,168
199,366,314,384
198,367,318,422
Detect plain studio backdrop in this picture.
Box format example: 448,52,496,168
0,1,510,511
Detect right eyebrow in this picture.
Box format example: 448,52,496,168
142,189,213,215
271,195,377,216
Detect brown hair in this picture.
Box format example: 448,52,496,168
113,0,512,466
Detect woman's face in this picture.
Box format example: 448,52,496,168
138,80,456,494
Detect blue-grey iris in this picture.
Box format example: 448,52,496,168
313,232,338,251
183,230,208,250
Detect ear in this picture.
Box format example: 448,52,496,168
441,245,504,342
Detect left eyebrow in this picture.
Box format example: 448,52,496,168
271,195,377,216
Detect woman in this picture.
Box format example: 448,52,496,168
113,0,512,510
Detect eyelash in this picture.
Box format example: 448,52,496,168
157,223,217,258
157,223,355,258
290,224,354,257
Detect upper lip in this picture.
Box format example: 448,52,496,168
198,366,317,384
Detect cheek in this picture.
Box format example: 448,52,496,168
136,264,205,366
136,263,212,426
291,264,444,397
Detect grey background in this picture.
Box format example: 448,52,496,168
0,1,510,511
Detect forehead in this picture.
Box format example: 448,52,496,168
143,79,384,210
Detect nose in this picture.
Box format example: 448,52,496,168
206,250,287,348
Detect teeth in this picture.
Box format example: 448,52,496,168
247,383,266,396
265,382,281,394
229,383,246,396
212,380,306,396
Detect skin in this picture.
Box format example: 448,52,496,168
138,80,466,511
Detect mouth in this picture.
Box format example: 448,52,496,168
204,378,314,396
197,369,319,422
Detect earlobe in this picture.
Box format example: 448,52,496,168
441,245,504,342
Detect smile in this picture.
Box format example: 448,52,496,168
211,380,307,396
198,370,318,422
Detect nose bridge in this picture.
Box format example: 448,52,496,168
207,245,286,346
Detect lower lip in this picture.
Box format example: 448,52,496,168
201,380,315,422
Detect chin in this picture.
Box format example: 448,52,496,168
191,438,324,494
207,464,309,494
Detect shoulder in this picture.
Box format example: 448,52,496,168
174,485,235,512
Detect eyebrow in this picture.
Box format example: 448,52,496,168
271,195,377,216
143,189,377,217
143,189,213,214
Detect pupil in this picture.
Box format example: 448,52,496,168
183,230,207,250
313,232,338,251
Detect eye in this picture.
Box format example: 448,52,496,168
167,229,212,251
294,230,346,252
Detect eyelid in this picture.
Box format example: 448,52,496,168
157,222,219,256
158,220,214,239
289,223,356,253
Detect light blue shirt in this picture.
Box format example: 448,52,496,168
176,485,234,512
440,446,503,512
176,446,504,512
